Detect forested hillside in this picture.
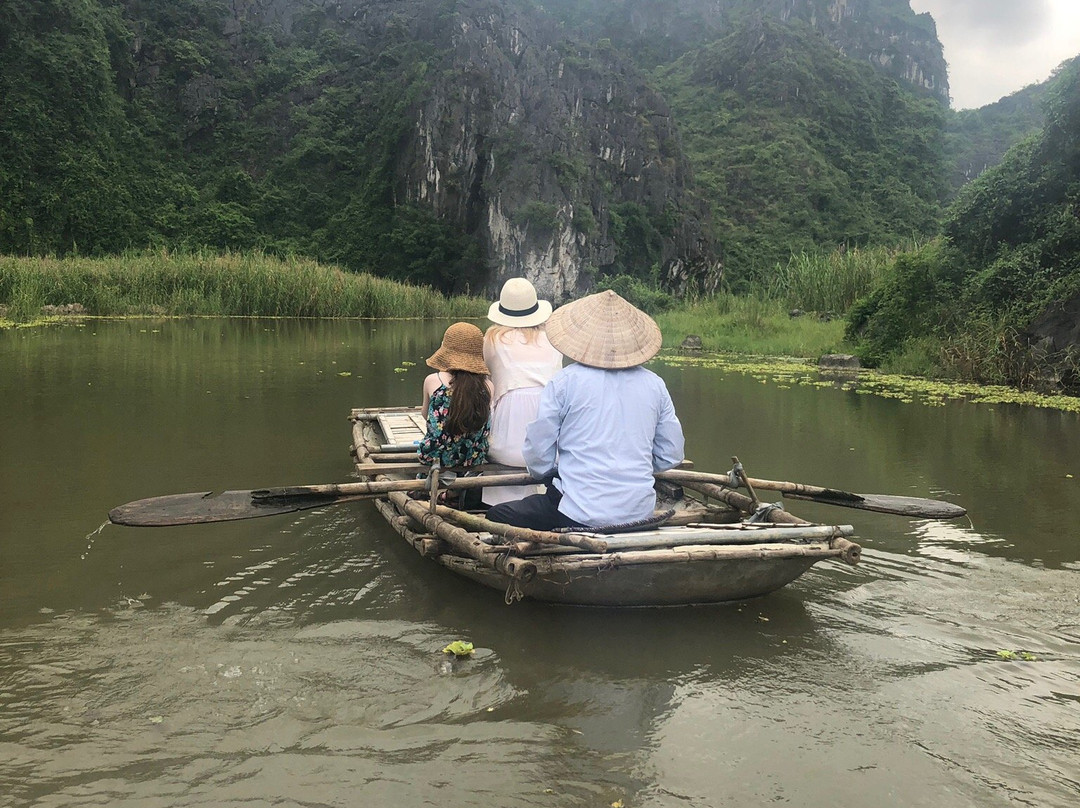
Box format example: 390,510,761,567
848,59,1080,391
0,0,721,298
654,16,947,278
1,0,965,298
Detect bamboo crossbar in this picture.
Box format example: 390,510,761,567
433,506,608,553
387,491,537,581
674,479,808,524
657,469,861,502
253,473,538,499
528,542,848,573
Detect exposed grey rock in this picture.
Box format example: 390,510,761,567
220,0,721,300
40,303,88,316
680,334,703,351
819,353,861,369
1021,294,1080,393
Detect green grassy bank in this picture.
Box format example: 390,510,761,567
0,252,487,322
4,250,851,358
1,252,851,359
656,296,846,358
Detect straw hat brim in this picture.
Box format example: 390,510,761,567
426,323,490,375
486,298,553,328
426,348,490,375
544,290,662,369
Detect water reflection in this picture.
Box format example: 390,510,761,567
2,319,1079,807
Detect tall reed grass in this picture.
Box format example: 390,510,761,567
656,293,847,357
765,245,897,313
0,251,487,320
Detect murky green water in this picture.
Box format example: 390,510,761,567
2,319,1078,807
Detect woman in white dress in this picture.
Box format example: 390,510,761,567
482,278,563,507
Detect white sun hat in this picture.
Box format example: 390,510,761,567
544,289,662,369
487,278,554,328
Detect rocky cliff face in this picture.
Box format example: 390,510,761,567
535,0,949,104
112,0,948,298
220,0,720,299
806,0,948,104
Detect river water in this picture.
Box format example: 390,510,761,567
1,319,1078,807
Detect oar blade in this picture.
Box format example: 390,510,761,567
109,490,341,527
785,491,966,519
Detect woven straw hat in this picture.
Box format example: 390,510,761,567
487,278,553,327
545,290,662,369
426,322,490,375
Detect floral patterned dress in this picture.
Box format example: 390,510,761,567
418,384,490,468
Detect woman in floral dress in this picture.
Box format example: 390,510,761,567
418,322,494,469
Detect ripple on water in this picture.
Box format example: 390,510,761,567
198,508,409,625
801,544,1080,808
0,606,609,807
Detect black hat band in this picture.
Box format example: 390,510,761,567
498,302,539,317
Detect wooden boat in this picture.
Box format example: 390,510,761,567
349,406,862,607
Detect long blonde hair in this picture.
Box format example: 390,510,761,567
484,324,545,346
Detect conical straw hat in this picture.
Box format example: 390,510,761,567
545,290,662,369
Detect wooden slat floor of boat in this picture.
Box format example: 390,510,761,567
376,412,426,447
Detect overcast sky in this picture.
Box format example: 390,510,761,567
908,0,1080,109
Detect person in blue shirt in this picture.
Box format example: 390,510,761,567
486,290,685,530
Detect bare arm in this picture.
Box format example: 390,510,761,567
421,372,444,418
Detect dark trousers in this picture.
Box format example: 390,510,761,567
485,480,586,531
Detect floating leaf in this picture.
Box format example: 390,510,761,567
401,360,416,366
996,650,1017,660
148,715,164,724
1021,652,1038,661
337,371,352,377
442,640,475,657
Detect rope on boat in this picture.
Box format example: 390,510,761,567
551,508,676,535
747,501,787,523
504,577,525,605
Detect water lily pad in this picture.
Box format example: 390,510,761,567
442,640,475,657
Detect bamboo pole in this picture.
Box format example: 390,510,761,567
373,498,443,556
831,537,862,565
676,479,808,525
387,491,537,581
657,469,861,502
527,542,848,573
433,506,609,553
252,473,538,500
488,524,854,555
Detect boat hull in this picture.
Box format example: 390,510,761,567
436,553,822,606
350,407,858,607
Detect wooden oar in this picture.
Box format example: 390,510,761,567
109,473,538,527
655,469,966,519
110,467,966,527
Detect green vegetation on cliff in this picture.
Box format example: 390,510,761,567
654,18,947,283
0,0,481,288
847,58,1080,391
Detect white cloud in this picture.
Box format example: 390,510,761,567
910,0,1080,108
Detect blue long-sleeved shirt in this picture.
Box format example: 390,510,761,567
523,363,685,527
